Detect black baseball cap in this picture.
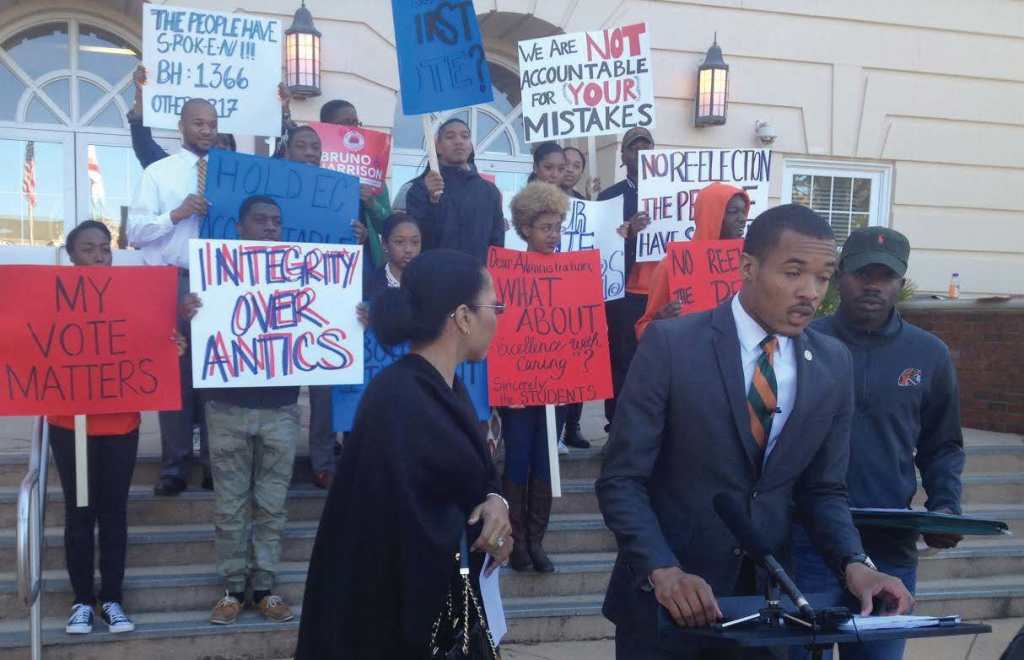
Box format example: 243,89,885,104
840,227,910,276
622,127,653,149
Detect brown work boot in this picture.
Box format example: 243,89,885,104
209,592,242,625
256,593,294,623
503,478,532,571
527,478,555,573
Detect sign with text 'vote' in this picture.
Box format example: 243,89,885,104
487,247,612,407
666,239,745,315
189,240,364,388
143,4,281,136
518,23,655,142
0,266,181,416
391,0,494,114
201,149,358,244
637,148,772,262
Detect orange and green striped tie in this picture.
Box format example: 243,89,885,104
747,335,779,448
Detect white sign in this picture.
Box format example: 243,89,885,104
505,196,626,301
189,239,364,388
636,148,772,262
518,23,655,142
143,4,282,136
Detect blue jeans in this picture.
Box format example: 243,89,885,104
501,407,551,485
789,525,917,660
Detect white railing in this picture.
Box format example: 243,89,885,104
16,417,48,660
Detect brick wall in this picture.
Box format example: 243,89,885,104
900,300,1024,434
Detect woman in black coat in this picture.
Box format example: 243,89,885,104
295,249,512,659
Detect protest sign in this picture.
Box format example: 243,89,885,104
201,149,359,244
309,123,392,195
188,239,363,388
391,0,494,115
142,4,281,136
486,247,612,407
518,23,655,142
666,239,744,315
636,148,771,262
331,332,489,432
0,265,181,416
561,196,625,301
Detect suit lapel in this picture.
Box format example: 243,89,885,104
763,333,812,476
711,303,760,472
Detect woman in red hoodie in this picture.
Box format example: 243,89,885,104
634,182,750,339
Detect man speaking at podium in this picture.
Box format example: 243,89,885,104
597,205,913,659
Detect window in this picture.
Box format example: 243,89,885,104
781,160,892,245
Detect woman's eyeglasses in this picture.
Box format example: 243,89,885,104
469,303,506,315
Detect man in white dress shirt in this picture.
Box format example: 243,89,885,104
127,98,217,496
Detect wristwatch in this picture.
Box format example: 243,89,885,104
840,553,877,574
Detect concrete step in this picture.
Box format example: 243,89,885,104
915,575,1024,619
961,503,1024,536
960,433,1024,475
913,473,1024,506
917,538,1024,581
0,514,617,572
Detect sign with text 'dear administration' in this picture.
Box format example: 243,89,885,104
666,239,745,316
518,23,655,142
142,4,281,136
0,265,181,416
189,239,363,388
487,247,612,407
391,0,494,114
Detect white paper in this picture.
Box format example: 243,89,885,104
188,239,364,388
636,148,772,262
143,4,282,136
479,555,507,645
838,615,961,632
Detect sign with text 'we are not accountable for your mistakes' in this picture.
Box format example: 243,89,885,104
143,4,281,136
189,240,364,389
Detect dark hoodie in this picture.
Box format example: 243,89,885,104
405,164,505,264
811,308,965,566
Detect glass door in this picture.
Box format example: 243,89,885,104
0,128,74,254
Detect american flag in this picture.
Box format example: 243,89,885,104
87,144,107,219
22,141,36,210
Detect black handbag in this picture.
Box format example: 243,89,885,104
429,531,501,660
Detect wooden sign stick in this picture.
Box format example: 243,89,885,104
74,415,88,508
422,114,440,174
545,404,562,497
587,135,598,198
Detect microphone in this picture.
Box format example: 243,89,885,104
712,492,816,622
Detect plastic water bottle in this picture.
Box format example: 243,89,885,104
947,273,960,300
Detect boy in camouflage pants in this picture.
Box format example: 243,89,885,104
184,196,300,625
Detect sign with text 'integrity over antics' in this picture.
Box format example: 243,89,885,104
518,23,655,142
487,247,612,407
143,4,282,136
0,266,181,416
189,240,363,388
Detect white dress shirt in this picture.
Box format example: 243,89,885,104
731,294,797,460
127,149,205,269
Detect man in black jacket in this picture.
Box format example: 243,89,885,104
405,118,505,263
790,227,965,660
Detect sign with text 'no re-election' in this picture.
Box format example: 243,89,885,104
143,4,282,136
0,266,182,416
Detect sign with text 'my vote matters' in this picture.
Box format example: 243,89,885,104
0,266,181,416
201,149,359,244
188,239,364,388
666,239,745,315
309,122,392,195
637,148,772,262
487,247,612,407
142,4,282,136
391,0,494,114
518,23,655,142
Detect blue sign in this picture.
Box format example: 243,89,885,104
201,149,359,244
332,331,489,432
391,0,494,115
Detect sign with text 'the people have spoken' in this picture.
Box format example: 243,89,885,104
666,239,745,315
391,0,494,114
636,148,771,262
0,266,181,416
142,4,282,136
518,23,655,142
188,240,364,388
487,247,612,407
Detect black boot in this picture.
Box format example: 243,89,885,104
563,423,590,449
502,478,532,571
526,478,555,573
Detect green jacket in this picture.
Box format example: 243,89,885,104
360,183,392,268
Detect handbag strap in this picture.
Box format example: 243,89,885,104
459,531,471,575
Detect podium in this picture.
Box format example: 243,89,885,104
657,594,991,659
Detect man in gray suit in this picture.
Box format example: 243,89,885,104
597,205,912,659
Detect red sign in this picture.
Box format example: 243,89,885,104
487,247,612,407
0,266,182,416
310,122,392,194
666,239,744,315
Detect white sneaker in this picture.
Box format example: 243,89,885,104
558,439,570,455
66,603,94,634
101,601,135,633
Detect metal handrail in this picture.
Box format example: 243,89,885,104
16,417,48,660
